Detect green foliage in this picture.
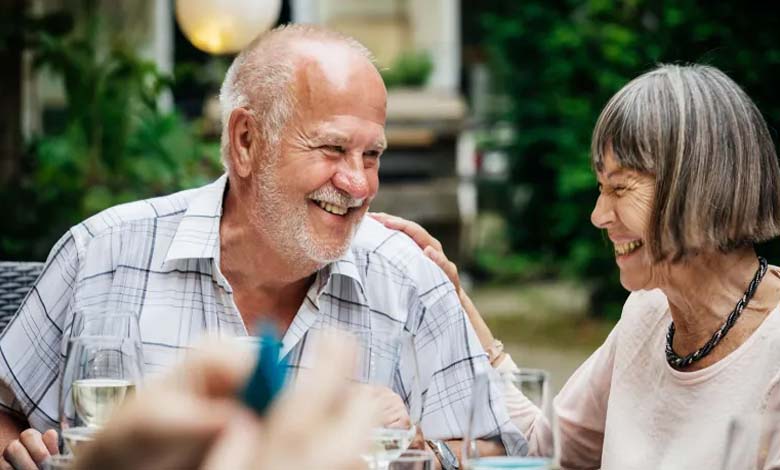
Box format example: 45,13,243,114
381,50,434,88
0,5,221,261
476,0,780,319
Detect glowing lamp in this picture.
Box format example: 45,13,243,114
175,0,282,54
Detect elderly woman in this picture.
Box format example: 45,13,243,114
373,64,780,469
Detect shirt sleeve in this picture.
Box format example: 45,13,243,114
553,322,619,470
0,231,79,431
411,273,528,456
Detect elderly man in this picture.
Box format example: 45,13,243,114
0,25,524,469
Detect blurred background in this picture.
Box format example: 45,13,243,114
2,0,779,391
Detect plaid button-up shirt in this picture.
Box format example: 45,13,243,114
0,175,526,454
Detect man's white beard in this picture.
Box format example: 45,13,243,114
250,163,359,266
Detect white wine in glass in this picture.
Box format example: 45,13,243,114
71,378,136,427
60,335,143,454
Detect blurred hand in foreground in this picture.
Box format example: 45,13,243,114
75,333,379,470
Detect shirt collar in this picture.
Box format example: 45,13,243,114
162,174,227,265
316,245,365,299
162,174,367,297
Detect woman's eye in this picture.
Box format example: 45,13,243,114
613,185,627,195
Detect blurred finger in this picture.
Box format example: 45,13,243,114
18,429,50,465
42,430,58,456
200,411,258,470
162,340,254,397
313,386,380,470
277,333,359,430
2,440,36,470
77,394,238,470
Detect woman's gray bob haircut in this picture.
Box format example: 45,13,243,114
592,64,780,261
218,24,375,171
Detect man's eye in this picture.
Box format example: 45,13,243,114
322,145,346,153
364,150,381,158
612,185,627,194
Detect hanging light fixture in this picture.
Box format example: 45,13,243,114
175,0,282,54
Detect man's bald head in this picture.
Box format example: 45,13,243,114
218,24,378,171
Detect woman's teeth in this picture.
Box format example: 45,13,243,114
614,239,643,256
316,200,348,216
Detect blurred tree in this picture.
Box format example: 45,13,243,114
0,1,221,261
475,0,780,318
0,0,27,185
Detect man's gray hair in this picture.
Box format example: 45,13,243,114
592,64,780,261
218,24,375,171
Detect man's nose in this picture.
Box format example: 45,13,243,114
332,157,370,201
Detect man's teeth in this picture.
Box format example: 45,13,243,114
614,240,644,256
316,200,348,216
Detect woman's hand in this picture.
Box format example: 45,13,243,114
369,213,498,357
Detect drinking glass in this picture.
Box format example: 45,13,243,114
354,328,420,470
721,412,780,470
42,454,75,470
59,335,144,455
511,369,550,410
389,450,436,470
464,369,555,470
69,310,142,342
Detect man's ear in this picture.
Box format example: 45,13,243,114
227,108,256,178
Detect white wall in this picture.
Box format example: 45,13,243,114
291,0,461,93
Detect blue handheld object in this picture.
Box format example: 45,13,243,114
240,326,287,415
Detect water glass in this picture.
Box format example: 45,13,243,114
510,369,550,410
464,369,555,470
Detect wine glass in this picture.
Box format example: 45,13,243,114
59,335,143,455
64,310,144,379
463,369,555,470
69,310,142,342
721,412,780,470
353,328,420,470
